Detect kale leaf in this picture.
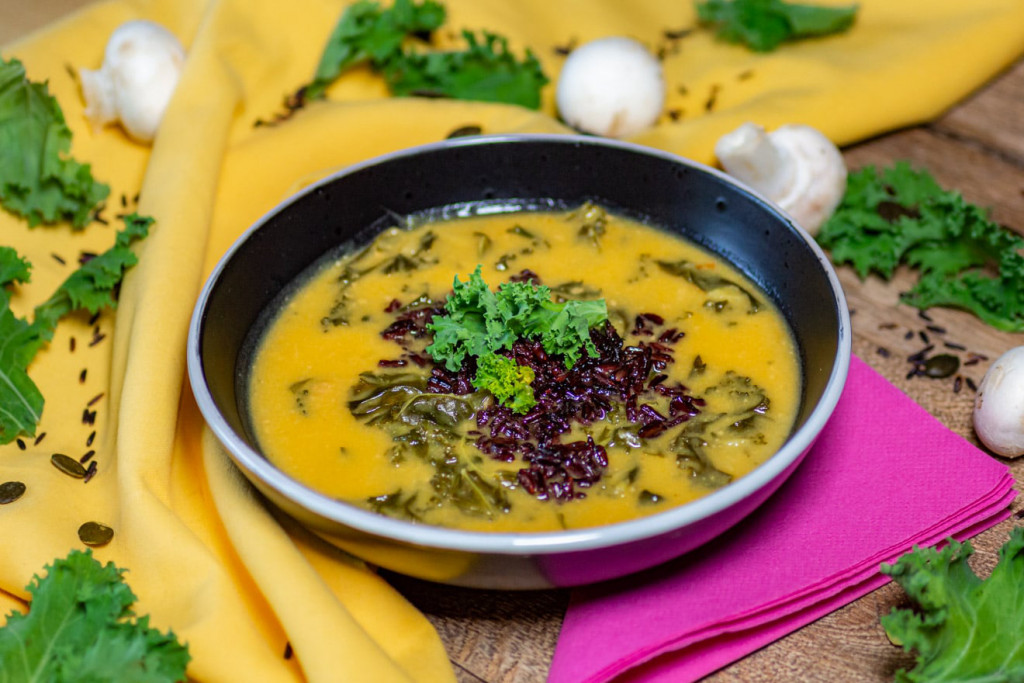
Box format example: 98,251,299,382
0,247,44,443
880,527,1024,682
0,549,190,682
305,0,547,109
0,213,152,443
0,57,109,228
472,352,536,414
307,0,446,99
426,266,606,410
382,30,548,109
695,0,858,52
816,162,1024,331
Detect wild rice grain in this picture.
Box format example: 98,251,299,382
34,432,46,446
16,438,25,450
966,377,978,392
69,337,76,352
79,369,87,383
83,461,98,483
86,430,96,447
944,341,967,351
80,450,96,464
87,392,104,407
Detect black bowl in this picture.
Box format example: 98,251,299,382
188,134,850,589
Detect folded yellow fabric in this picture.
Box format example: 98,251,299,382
2,0,1023,681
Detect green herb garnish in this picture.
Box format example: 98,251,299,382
880,527,1024,682
307,0,446,100
381,30,548,109
0,56,110,228
426,266,607,413
0,213,152,443
0,549,190,682
816,162,1024,331
695,0,858,52
306,0,547,109
471,352,537,414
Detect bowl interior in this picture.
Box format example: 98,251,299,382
191,134,847,550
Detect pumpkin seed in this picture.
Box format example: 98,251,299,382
51,453,87,478
0,481,26,504
78,521,114,546
922,353,960,379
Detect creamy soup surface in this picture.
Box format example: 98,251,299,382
247,205,801,532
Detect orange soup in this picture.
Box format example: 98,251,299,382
246,205,801,532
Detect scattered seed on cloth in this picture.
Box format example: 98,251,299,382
78,521,114,546
0,481,26,504
51,453,87,478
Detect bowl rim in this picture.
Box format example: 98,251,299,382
187,132,852,555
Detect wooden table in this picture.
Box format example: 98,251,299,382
6,6,1024,682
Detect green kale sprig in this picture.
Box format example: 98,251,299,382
471,353,537,414
307,0,446,100
381,30,547,109
816,162,1024,331
0,549,190,682
880,527,1024,682
695,0,858,52
304,0,547,110
426,266,607,413
0,213,152,443
0,56,109,228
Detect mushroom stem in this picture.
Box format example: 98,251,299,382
715,122,847,235
713,123,796,200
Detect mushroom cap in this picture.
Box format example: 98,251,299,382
80,19,185,143
973,345,1024,458
555,36,665,139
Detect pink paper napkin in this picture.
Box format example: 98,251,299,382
550,354,1016,683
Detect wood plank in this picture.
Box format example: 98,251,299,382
935,58,1024,164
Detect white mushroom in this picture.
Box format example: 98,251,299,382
714,122,847,235
79,20,186,144
556,36,665,139
973,346,1024,458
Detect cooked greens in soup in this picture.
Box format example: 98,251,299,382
246,205,801,532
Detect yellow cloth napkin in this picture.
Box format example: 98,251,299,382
2,0,1023,680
